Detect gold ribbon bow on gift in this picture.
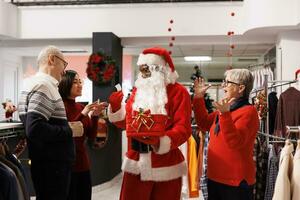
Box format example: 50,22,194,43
131,108,155,133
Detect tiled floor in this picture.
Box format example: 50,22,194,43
91,173,203,200
31,173,204,200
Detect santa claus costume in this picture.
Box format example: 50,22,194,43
108,47,192,200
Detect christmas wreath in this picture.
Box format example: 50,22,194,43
86,51,117,85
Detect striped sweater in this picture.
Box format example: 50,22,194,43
19,72,75,162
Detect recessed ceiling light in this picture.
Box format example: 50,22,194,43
184,56,212,62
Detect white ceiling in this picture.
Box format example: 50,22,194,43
1,26,296,81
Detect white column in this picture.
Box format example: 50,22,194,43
276,30,300,91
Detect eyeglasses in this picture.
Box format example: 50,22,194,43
222,79,241,87
55,55,68,69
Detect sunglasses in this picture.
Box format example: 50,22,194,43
55,55,68,69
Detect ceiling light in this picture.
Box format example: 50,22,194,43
184,56,212,62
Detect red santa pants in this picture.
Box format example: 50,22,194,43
119,172,182,200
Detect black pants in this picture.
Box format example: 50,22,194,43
67,171,92,200
31,160,72,200
208,179,254,200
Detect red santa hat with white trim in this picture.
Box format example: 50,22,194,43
137,47,179,83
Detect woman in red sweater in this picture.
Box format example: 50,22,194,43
193,69,259,200
58,70,107,200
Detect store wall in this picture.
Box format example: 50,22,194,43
0,2,18,38
18,0,300,39
0,51,22,121
276,30,300,89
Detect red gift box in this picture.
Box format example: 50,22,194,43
126,109,168,137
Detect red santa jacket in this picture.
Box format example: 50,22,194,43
108,83,192,181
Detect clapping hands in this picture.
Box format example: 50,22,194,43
213,98,236,113
81,101,108,117
193,78,211,98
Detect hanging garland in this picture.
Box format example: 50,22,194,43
86,51,117,85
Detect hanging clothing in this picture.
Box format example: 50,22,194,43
200,132,209,200
187,134,200,198
254,136,269,200
0,162,20,200
264,145,279,200
268,92,278,135
291,143,300,200
274,87,300,137
187,130,205,198
0,156,27,200
272,142,294,200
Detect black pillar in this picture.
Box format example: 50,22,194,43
88,32,123,185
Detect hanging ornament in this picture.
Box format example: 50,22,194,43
226,65,233,70
227,52,232,57
168,28,172,32
170,19,174,24
171,36,175,41
231,12,235,17
169,51,172,55
169,42,173,47
230,44,235,49
227,31,232,36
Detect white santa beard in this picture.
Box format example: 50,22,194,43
133,71,168,115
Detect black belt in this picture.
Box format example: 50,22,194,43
131,139,152,153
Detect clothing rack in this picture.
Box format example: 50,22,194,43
256,75,299,146
251,80,297,94
258,130,298,144
0,123,25,140
247,62,275,69
180,82,221,87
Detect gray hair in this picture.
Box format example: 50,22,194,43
224,68,254,98
37,45,63,67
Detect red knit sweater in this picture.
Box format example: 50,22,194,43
63,99,98,172
193,97,259,186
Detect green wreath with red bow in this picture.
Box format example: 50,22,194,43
86,51,117,85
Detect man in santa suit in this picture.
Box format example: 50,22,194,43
108,47,192,200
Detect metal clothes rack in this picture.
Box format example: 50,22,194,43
257,75,299,146
0,123,25,140
258,126,300,145
247,62,275,70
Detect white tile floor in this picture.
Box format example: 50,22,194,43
31,173,204,200
91,173,203,200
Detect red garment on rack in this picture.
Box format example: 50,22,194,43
274,87,300,137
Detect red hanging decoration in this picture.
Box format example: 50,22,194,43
170,19,174,24
230,45,235,49
171,36,175,41
227,31,232,36
168,28,172,32
169,42,173,47
231,12,235,17
227,52,232,57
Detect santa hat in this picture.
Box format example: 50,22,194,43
137,47,175,72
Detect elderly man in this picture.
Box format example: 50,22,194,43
108,47,192,200
19,46,82,200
